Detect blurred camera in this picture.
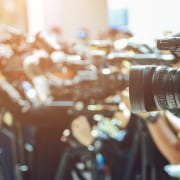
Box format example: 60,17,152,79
129,65,180,113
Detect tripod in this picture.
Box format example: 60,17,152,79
55,115,167,180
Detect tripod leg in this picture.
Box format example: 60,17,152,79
55,147,73,180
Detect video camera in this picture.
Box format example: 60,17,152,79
129,37,180,113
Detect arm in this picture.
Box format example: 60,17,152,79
141,112,180,164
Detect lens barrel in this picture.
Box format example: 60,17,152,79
129,65,180,113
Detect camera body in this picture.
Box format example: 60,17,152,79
129,37,180,113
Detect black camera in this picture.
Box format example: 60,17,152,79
129,37,180,113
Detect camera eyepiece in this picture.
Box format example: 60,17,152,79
129,65,180,113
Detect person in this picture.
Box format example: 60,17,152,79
117,85,180,165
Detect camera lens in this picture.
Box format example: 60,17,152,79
129,65,180,113
153,66,180,110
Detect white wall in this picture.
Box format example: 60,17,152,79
27,0,180,40
27,0,44,34
42,0,108,39
128,0,180,40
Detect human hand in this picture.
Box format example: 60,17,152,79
71,115,94,146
